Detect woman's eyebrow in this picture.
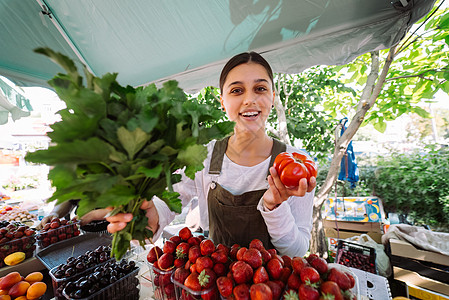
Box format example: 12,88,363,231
227,78,269,89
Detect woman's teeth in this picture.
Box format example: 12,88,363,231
241,111,260,117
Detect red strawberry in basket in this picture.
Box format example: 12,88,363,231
184,271,201,291
201,286,218,300
249,238,265,251
266,281,283,300
253,266,269,284
260,248,272,264
163,240,177,254
176,242,191,259
173,267,190,284
147,246,163,263
216,276,233,298
200,239,215,256
189,245,201,263
216,243,230,256
320,281,344,300
179,227,193,241
327,267,354,290
187,236,202,246
169,235,181,245
231,261,253,284
287,272,301,290
242,248,263,269
157,253,174,270
233,283,250,300
250,283,272,300
213,263,227,277
236,247,247,261
298,283,319,300
309,256,328,275
196,256,214,273
198,268,216,289
211,249,228,264
300,267,320,284
266,258,283,280
291,256,308,275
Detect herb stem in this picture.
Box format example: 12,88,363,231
99,162,117,175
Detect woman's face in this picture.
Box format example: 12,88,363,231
220,62,274,134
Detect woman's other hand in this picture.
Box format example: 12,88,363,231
263,167,316,210
106,199,159,234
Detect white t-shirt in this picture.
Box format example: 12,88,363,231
152,140,315,257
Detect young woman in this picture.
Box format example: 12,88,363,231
107,52,316,257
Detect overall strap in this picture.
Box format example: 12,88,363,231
267,139,287,176
209,136,231,175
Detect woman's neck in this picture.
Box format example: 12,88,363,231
226,130,273,166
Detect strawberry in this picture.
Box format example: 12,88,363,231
242,248,263,269
231,261,253,284
58,233,67,240
187,236,202,246
230,244,240,260
266,258,283,280
249,238,265,251
213,263,227,277
198,268,216,289
279,267,292,284
287,272,301,290
291,257,308,275
233,283,250,300
282,255,292,269
327,268,353,290
201,286,218,300
300,266,320,284
195,256,214,273
173,267,190,284
179,226,193,241
298,283,319,300
164,283,175,297
159,272,172,285
236,247,247,261
200,239,215,256
306,253,319,264
267,248,277,258
174,257,187,268
169,235,181,245
190,263,197,273
216,243,230,256
176,242,191,259
320,281,343,300
50,221,60,229
157,253,174,270
250,283,272,300
253,266,269,283
283,289,300,300
266,281,283,300
216,276,233,298
309,257,328,275
260,248,272,264
184,271,201,291
342,289,357,300
211,249,228,264
189,245,202,263
163,240,177,254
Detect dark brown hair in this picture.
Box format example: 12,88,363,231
219,52,274,93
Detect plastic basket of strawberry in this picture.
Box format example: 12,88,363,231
0,222,36,268
336,240,377,274
37,218,80,249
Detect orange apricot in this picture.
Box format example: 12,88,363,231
26,282,47,300
0,295,10,300
0,272,21,290
24,272,43,284
8,281,30,298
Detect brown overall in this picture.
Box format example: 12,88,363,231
207,136,286,249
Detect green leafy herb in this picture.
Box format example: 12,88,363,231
26,48,234,260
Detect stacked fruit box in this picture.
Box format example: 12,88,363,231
36,218,80,249
0,221,36,268
146,227,360,300
336,240,377,274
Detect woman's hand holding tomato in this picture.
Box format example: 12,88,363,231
263,152,317,211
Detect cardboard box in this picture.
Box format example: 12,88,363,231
394,266,449,296
407,283,449,300
389,239,449,267
323,219,383,233
324,227,383,258
392,255,449,284
324,197,385,222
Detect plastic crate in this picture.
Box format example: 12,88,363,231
49,246,113,300
148,262,176,300
62,264,140,300
336,240,377,274
328,263,361,299
171,272,218,300
0,231,36,268
37,219,80,249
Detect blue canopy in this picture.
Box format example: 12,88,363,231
338,118,359,188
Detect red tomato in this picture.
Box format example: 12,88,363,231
273,152,317,187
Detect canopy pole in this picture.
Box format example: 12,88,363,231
35,0,96,75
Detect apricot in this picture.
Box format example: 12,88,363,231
26,282,47,300
14,296,27,300
24,272,43,283
8,281,30,298
0,295,11,300
0,272,21,290
0,291,7,296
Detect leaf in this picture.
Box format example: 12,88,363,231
95,185,137,208
137,165,163,179
161,190,182,214
34,47,82,85
26,137,111,165
373,119,387,133
117,127,151,159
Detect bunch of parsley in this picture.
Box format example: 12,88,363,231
26,48,233,260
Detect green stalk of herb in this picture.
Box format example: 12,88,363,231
26,48,234,260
